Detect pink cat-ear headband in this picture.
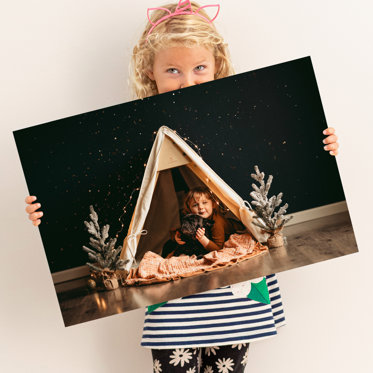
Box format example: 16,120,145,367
147,0,220,39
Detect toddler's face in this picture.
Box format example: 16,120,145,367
188,193,214,219
147,46,216,93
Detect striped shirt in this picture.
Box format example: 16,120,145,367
141,274,285,348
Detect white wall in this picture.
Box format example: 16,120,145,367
1,1,372,372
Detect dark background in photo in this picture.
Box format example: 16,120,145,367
14,57,345,273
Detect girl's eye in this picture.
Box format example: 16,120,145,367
167,68,179,74
195,65,206,72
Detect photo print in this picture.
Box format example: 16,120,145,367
14,57,358,326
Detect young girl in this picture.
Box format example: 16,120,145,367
186,187,243,249
25,1,339,371
164,186,244,258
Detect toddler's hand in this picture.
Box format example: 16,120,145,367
196,227,205,240
25,196,43,226
323,127,339,156
196,228,209,247
175,231,186,245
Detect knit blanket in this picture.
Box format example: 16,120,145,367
124,233,268,286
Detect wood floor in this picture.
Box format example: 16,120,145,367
57,211,358,327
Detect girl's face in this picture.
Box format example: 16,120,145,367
188,193,214,218
147,46,216,93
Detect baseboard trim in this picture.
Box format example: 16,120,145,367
52,200,348,290
286,201,347,226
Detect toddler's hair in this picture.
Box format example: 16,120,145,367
183,186,216,214
130,1,234,99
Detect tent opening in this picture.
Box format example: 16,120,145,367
135,165,240,261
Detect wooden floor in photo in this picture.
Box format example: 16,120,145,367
57,211,358,327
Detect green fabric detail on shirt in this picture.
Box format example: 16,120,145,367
247,277,270,304
147,301,168,313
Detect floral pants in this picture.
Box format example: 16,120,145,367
151,344,250,373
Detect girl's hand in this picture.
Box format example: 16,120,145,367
196,228,209,247
323,127,339,156
25,196,43,226
175,231,186,245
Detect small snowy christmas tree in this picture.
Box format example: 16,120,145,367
250,166,292,247
83,205,128,273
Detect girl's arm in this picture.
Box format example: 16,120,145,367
198,232,221,251
195,228,218,250
196,214,226,251
25,196,43,226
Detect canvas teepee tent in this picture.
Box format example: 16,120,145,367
120,126,267,272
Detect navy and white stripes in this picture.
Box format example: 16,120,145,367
141,274,285,348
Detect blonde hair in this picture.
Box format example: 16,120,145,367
130,2,234,99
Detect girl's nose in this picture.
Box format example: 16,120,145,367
180,74,196,89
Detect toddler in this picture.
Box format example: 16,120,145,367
163,186,244,258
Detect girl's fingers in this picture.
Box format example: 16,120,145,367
32,219,41,226
29,211,43,221
25,203,41,214
323,134,338,144
323,127,335,135
196,228,206,240
25,195,37,204
324,142,339,151
176,237,185,244
175,232,185,244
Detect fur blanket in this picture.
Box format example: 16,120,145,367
125,233,268,286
